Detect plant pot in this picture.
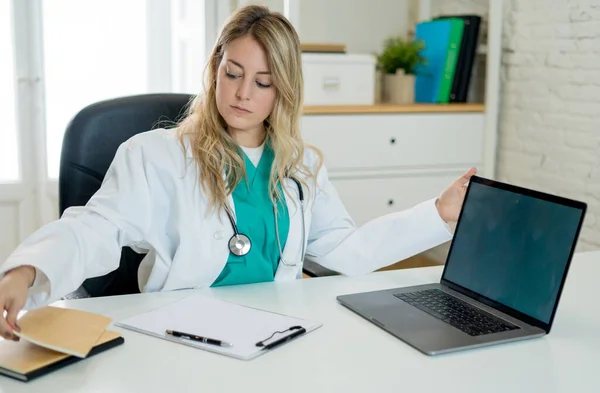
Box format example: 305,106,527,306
374,70,385,103
383,69,415,104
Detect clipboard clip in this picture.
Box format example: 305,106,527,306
255,325,306,349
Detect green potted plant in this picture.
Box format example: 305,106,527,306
376,36,426,104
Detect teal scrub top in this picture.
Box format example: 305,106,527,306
211,144,290,287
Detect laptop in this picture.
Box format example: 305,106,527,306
337,175,587,355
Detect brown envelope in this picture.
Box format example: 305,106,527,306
13,306,112,358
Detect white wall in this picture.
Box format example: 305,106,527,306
235,0,411,55
298,0,409,54
430,0,489,35
433,0,600,252
498,0,600,251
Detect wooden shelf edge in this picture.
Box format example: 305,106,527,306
303,103,485,115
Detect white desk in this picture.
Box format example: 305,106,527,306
2,251,599,393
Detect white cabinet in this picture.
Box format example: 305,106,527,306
302,112,483,171
330,174,459,226
301,108,485,227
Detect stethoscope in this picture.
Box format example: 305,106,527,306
225,177,305,267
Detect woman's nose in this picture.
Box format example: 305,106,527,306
236,78,252,100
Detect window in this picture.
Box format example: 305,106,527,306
42,0,148,179
0,1,19,182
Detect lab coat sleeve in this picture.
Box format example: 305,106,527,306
0,139,153,308
304,163,453,276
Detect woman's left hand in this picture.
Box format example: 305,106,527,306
436,167,478,224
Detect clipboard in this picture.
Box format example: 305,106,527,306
115,294,322,360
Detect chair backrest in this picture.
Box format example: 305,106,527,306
59,93,193,297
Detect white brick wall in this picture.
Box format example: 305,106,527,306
430,0,600,251
500,0,600,251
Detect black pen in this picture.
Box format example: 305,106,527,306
165,329,233,347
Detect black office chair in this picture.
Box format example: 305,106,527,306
59,93,193,298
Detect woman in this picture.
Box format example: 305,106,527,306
0,5,476,340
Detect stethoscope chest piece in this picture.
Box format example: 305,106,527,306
229,234,251,256
224,176,305,263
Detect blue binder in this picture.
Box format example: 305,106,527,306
414,20,460,103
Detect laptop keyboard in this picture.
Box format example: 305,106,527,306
394,289,519,336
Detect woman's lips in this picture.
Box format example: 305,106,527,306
231,105,252,114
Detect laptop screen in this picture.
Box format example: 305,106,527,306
442,178,585,325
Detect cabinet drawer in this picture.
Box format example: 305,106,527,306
302,53,375,105
302,113,484,171
330,174,459,226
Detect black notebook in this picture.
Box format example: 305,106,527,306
435,14,482,102
0,330,124,382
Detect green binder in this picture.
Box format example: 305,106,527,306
436,18,464,103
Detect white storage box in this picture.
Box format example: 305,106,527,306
301,53,376,106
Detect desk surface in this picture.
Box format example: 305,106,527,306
2,251,599,393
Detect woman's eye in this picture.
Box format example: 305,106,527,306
256,81,272,88
225,71,270,88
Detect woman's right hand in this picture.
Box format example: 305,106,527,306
0,266,35,341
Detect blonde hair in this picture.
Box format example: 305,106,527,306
177,4,322,213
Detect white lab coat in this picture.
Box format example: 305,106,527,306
0,128,452,309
